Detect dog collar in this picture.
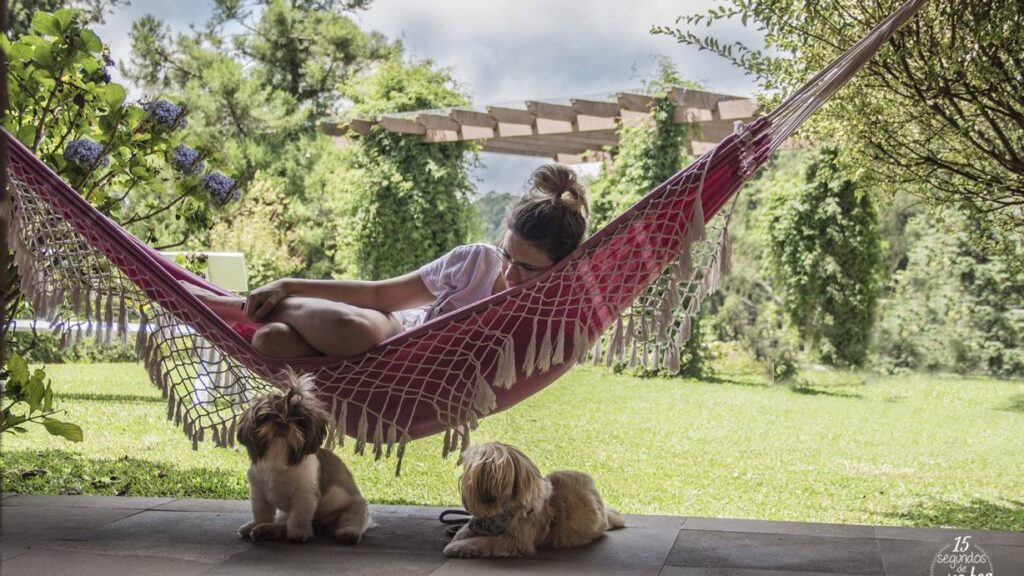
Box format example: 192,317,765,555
466,507,520,537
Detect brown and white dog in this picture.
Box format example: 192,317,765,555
236,371,370,544
444,442,624,558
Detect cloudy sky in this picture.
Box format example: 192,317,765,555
96,0,765,193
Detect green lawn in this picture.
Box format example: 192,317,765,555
2,358,1022,531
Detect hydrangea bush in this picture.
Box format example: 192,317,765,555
1,9,241,241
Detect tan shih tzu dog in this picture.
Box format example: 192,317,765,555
444,442,624,558
237,371,370,544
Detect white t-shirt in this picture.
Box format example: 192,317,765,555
397,244,504,329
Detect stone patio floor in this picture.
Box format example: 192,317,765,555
1,494,1021,575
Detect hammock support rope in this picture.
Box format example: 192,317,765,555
4,0,926,471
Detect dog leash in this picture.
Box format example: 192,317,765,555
439,508,472,539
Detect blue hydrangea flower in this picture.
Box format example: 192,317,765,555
143,99,187,129
170,145,205,175
63,139,109,169
201,172,239,205
99,68,112,84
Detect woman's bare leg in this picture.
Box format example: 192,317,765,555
262,297,398,357
251,323,319,358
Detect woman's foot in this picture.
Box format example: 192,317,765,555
180,281,249,323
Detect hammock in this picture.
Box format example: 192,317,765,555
5,0,926,470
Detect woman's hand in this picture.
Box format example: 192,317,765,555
245,279,290,321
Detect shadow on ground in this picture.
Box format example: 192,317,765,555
1002,394,1024,413
883,497,1024,532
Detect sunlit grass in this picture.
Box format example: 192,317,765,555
2,357,1022,531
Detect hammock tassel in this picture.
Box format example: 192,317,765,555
386,422,397,458
536,320,553,373
442,427,453,458
688,193,707,243
667,343,681,373
355,406,368,455
227,417,237,448
551,320,566,367
574,322,591,365
473,375,497,414
720,227,732,276
522,318,538,377
373,419,384,461
493,335,517,389
336,400,348,448
678,242,694,282
395,434,411,477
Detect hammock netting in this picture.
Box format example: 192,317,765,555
4,0,926,471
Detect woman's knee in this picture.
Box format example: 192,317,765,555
252,322,295,354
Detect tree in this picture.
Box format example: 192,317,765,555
763,148,882,366
655,0,1024,253
125,0,398,270
333,58,478,280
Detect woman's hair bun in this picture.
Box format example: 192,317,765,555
528,164,589,218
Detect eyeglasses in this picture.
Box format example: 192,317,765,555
495,244,552,275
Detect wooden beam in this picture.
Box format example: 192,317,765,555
535,118,573,135
459,125,495,140
348,119,374,136
482,140,566,158
570,98,620,117
450,109,497,128
418,113,460,132
716,98,760,120
576,114,617,131
673,107,713,123
617,92,655,112
422,129,460,143
487,106,535,125
667,87,724,109
496,122,534,137
378,115,425,135
526,101,577,123
319,122,347,136
620,109,649,127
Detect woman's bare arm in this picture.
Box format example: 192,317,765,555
283,271,435,313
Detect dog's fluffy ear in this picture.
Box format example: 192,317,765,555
460,443,543,516
237,399,268,462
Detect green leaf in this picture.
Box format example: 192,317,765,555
42,419,84,442
80,29,103,53
9,42,32,61
54,9,74,31
100,84,127,109
7,354,30,387
33,44,55,68
25,376,46,412
32,12,61,37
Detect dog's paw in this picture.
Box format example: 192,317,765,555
444,541,483,558
238,521,256,539
250,522,286,541
333,527,363,545
286,525,315,543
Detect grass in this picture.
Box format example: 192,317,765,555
2,356,1023,531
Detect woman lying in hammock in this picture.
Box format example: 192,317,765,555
187,164,589,358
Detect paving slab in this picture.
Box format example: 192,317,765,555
433,558,661,575
0,547,216,576
1,503,142,541
152,498,251,514
877,537,1024,576
666,529,886,575
83,509,254,547
659,567,850,576
682,516,874,539
530,524,681,568
874,524,1024,547
2,494,175,509
204,545,446,575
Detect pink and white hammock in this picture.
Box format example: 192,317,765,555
5,0,925,470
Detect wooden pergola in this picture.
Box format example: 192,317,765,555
320,87,760,164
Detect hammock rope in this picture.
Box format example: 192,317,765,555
4,0,926,471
